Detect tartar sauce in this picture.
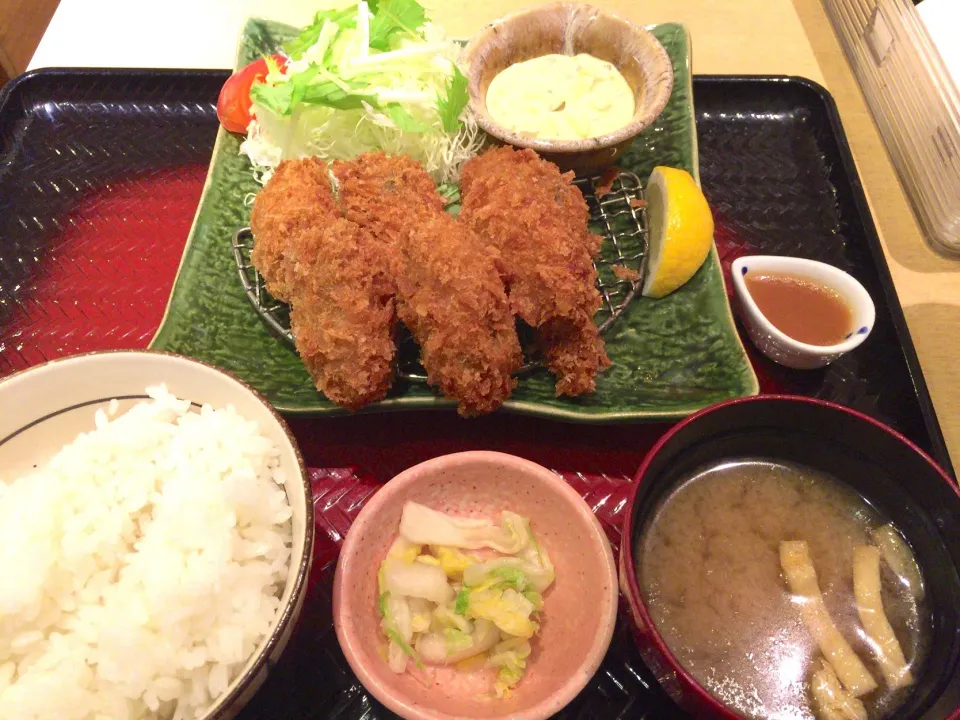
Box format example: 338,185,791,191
485,53,635,141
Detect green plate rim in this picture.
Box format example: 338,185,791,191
149,20,759,422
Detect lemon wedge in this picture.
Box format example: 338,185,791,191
641,166,715,298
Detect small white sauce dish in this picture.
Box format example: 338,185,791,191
731,255,876,370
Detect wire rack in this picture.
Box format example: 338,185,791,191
231,170,649,381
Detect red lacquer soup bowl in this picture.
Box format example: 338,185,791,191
619,395,960,720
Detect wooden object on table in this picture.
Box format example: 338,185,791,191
0,0,59,83
793,0,960,468
824,0,960,258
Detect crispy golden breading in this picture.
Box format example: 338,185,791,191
333,152,445,246
537,316,610,397
334,152,522,415
459,146,610,395
250,158,396,410
287,219,396,410
250,149,606,412
249,157,339,302
395,215,522,416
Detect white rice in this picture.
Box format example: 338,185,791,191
0,385,293,720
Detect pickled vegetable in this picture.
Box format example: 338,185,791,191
399,502,528,553
378,502,555,697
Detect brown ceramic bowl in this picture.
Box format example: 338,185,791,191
333,451,618,720
462,2,674,176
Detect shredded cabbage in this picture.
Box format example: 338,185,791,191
523,590,543,611
379,538,420,594
444,628,474,655
520,517,555,575
240,0,482,185
384,592,413,641
387,637,409,673
380,591,422,671
388,537,422,563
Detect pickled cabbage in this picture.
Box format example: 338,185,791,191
462,557,555,593
399,502,528,554
383,559,454,604
488,637,533,698
376,502,552,697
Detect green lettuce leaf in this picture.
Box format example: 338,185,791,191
437,65,469,133
251,66,377,116
285,6,359,59
299,79,375,109
369,0,427,51
250,81,295,115
386,104,431,133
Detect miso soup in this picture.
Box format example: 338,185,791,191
637,459,928,720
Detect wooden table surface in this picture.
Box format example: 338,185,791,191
27,0,960,469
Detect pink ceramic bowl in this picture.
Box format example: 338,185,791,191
333,451,618,720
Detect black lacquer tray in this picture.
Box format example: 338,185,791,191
0,70,954,719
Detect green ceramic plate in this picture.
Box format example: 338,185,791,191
150,20,758,420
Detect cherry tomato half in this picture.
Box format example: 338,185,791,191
216,55,286,134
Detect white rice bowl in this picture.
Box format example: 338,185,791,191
0,384,296,720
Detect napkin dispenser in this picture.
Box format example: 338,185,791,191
825,0,960,257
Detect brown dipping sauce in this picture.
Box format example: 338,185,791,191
745,273,853,346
